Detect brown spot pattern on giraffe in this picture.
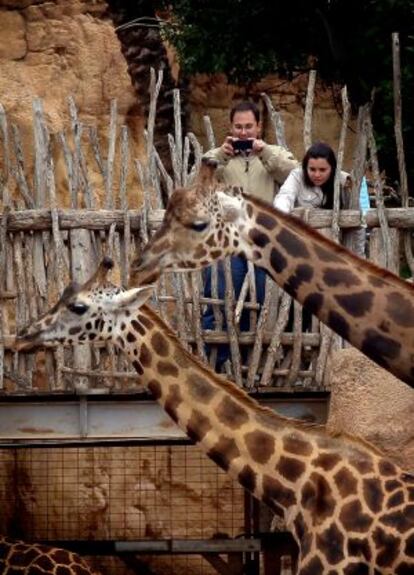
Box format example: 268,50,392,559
323,268,362,287
276,228,310,258
151,331,170,357
132,360,144,375
256,211,277,230
139,342,152,367
164,383,183,422
244,430,275,464
335,291,374,317
339,500,373,532
347,538,372,562
363,477,384,513
248,228,271,248
36,554,56,570
314,244,343,263
380,505,414,533
373,526,401,567
388,490,405,508
283,433,313,457
157,361,179,377
137,313,154,329
186,409,213,443
216,396,249,429
208,436,241,471
270,247,288,274
131,319,146,336
126,331,136,343
301,472,336,523
385,292,414,327
276,455,306,482
312,452,342,471
283,263,314,298
316,522,345,565
299,555,324,575
147,379,162,399
349,454,375,475
361,329,401,364
238,464,257,493
327,310,352,340
186,371,216,402
262,474,297,512
334,467,358,498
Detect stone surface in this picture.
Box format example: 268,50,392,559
0,0,144,208
327,347,414,472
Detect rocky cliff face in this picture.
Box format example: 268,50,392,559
0,0,144,207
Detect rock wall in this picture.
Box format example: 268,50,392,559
0,0,144,208
327,348,414,473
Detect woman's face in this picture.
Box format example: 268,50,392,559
307,157,332,186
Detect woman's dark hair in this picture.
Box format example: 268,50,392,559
302,142,337,208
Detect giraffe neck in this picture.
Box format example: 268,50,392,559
238,194,414,385
112,305,390,525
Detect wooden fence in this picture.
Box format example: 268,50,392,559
0,68,412,394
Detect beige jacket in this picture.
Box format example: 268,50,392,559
203,144,299,204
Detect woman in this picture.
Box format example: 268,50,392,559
273,141,368,257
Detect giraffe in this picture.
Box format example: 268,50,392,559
0,535,99,574
14,258,414,575
132,160,414,387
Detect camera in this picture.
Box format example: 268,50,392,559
232,139,253,153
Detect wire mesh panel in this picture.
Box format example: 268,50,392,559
0,444,249,574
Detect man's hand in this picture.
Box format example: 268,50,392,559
221,136,235,156
251,139,266,154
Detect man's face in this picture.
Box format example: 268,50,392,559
231,110,261,140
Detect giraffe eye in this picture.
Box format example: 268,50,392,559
67,302,88,315
190,221,209,232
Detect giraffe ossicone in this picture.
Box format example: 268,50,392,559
132,160,414,386
14,259,414,574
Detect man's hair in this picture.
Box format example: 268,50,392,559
230,101,260,123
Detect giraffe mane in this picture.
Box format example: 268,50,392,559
142,304,390,459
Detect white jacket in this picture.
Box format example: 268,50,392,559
273,167,351,212
273,167,367,257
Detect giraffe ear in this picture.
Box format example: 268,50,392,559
111,285,155,311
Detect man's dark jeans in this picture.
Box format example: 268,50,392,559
202,256,267,370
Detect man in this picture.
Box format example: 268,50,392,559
202,101,298,370
203,101,298,202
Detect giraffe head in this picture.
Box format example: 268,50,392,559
14,257,154,352
132,159,249,280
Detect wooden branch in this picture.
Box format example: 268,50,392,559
203,115,216,149
392,32,414,275
2,207,414,233
261,92,287,149
303,70,317,152
367,115,393,268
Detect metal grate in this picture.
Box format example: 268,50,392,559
0,444,252,574
0,445,245,541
